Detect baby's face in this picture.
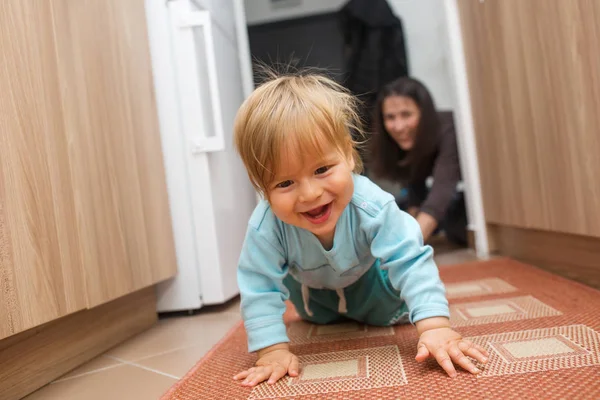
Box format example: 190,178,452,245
266,142,355,249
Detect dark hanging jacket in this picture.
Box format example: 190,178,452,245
339,0,409,111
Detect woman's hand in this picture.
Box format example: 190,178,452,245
416,211,438,242
407,206,420,218
233,343,299,387
416,326,488,377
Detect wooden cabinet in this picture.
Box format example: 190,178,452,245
0,0,177,339
52,0,177,307
0,0,88,339
457,0,600,237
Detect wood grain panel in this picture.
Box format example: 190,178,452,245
52,0,177,306
0,1,87,338
489,224,600,291
0,287,157,400
458,0,600,237
458,1,528,227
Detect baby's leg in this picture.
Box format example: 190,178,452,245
283,265,409,327
341,263,410,327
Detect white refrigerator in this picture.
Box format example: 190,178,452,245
145,0,257,312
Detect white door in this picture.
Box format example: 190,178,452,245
147,0,256,311
187,0,257,304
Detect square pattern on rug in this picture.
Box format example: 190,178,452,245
445,277,518,299
248,345,406,399
467,325,600,377
450,295,562,327
287,320,394,345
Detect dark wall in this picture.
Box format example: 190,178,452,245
247,12,345,85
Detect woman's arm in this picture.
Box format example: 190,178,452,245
405,188,436,241
417,115,461,239
406,182,436,240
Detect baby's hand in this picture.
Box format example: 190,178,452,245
233,343,299,387
416,326,488,377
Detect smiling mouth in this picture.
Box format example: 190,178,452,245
302,202,333,224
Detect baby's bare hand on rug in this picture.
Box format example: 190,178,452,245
233,345,299,387
416,327,489,377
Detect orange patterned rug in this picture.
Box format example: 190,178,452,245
161,258,600,399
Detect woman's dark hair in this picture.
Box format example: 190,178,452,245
368,77,440,183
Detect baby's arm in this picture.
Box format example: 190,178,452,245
234,225,296,386
367,202,487,376
366,202,449,323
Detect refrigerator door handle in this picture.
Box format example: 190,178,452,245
168,3,225,153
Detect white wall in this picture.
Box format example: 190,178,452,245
244,0,456,110
387,0,455,110
245,0,346,25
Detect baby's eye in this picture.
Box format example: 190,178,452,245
315,166,330,175
276,180,293,188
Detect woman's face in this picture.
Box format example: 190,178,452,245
382,95,421,151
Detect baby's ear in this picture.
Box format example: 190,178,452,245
346,151,356,171
344,142,357,169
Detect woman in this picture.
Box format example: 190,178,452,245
369,77,467,245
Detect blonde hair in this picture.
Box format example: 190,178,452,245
234,71,364,195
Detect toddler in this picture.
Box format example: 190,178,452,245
232,72,487,387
